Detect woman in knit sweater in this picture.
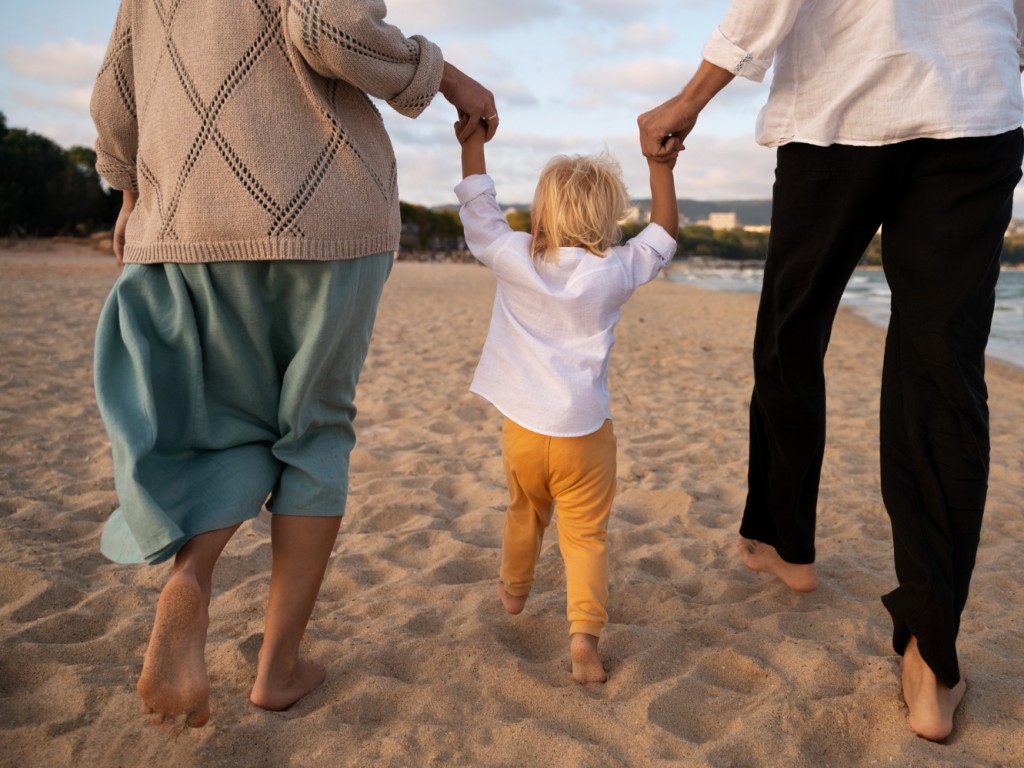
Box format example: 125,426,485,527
90,0,496,727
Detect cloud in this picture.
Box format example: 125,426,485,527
4,38,105,85
383,0,560,33
571,0,658,19
617,20,676,49
667,133,776,200
573,57,693,108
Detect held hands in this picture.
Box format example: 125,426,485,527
638,61,735,163
440,62,498,143
637,93,695,164
453,113,487,143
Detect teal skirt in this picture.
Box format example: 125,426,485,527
94,253,393,564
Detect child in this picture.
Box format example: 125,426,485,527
89,0,495,728
454,117,679,682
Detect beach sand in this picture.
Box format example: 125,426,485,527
1,242,1022,767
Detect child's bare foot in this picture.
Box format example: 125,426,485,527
497,580,528,615
570,633,607,684
250,657,327,712
737,536,818,592
901,635,966,741
137,570,211,728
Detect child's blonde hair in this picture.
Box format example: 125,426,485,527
530,152,629,263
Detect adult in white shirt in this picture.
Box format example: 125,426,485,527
638,0,1024,742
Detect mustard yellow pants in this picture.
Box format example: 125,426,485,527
500,418,617,638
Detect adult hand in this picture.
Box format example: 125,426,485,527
113,189,138,267
440,62,498,142
638,60,735,163
638,94,695,163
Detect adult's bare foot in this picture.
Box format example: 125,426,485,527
901,635,966,741
737,536,818,592
250,657,326,711
137,570,211,728
497,579,528,615
570,633,607,684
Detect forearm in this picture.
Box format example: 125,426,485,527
679,60,736,117
648,161,678,235
461,135,486,178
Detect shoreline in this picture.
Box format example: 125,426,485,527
664,259,1024,372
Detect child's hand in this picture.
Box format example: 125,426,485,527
648,153,677,171
457,112,488,177
454,113,487,145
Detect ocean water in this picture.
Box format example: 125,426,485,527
666,262,1024,369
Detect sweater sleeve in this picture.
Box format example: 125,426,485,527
90,1,138,192
286,0,444,118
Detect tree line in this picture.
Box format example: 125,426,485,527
0,112,119,237
2,111,1021,265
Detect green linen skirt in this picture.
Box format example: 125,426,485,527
94,253,393,564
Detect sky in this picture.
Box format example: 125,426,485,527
1,0,1022,214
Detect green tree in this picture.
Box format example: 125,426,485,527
399,201,463,249
0,112,118,236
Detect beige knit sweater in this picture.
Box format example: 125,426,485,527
90,0,444,263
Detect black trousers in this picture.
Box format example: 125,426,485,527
739,129,1023,686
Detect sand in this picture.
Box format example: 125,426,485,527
1,242,1022,767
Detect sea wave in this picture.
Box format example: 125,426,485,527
666,262,1024,369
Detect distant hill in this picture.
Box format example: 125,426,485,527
433,198,774,227
635,198,774,227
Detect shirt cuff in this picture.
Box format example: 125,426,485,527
701,26,772,83
454,173,495,204
638,222,678,262
386,35,445,118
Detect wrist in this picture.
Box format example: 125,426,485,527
439,61,458,97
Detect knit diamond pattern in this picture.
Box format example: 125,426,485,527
91,0,444,262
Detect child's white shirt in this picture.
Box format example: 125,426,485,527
455,173,677,437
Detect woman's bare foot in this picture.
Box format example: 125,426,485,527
136,570,211,728
901,635,966,741
737,536,818,592
250,657,327,712
570,633,607,684
497,580,528,615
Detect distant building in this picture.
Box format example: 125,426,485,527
700,211,741,230
742,224,771,233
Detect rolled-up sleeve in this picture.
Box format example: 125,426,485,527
618,223,677,290
455,174,515,267
702,0,807,82
90,1,138,192
286,0,444,118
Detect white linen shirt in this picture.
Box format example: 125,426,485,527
702,0,1024,148
456,174,677,437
